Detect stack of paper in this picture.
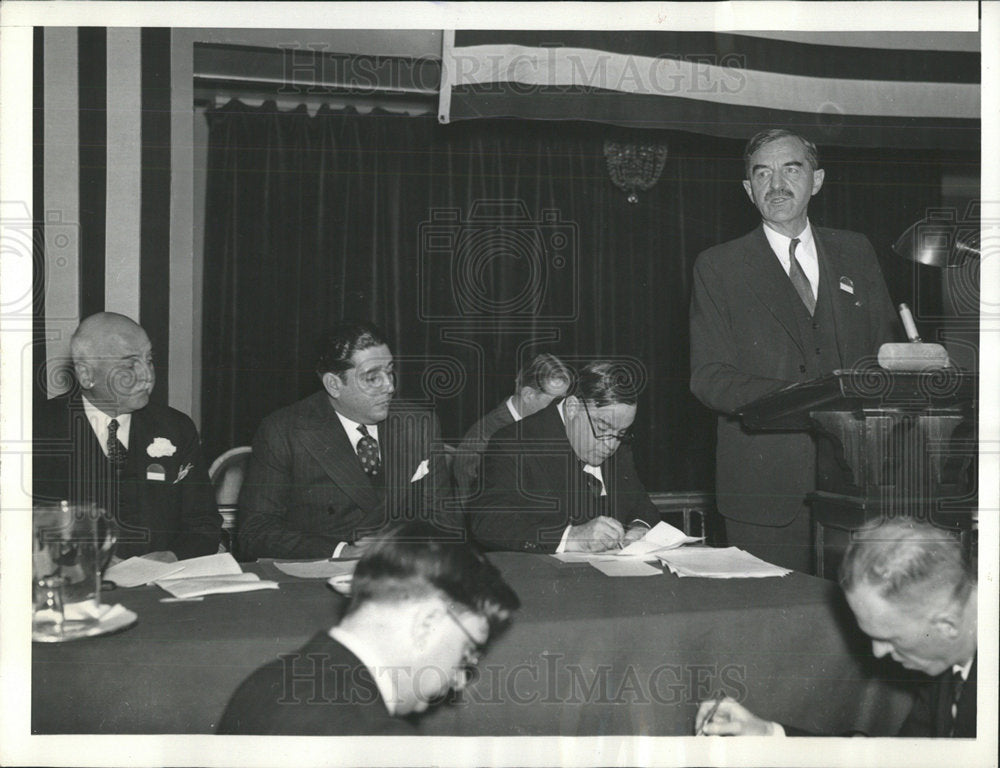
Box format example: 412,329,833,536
617,521,703,558
657,547,792,578
105,552,280,596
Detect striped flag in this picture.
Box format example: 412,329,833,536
439,30,980,149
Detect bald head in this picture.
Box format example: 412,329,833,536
71,312,155,416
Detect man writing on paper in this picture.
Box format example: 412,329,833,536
218,521,519,734
238,321,456,560
468,360,660,553
453,352,572,503
695,519,977,737
690,129,899,571
33,312,221,561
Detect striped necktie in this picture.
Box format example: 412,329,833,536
787,237,816,315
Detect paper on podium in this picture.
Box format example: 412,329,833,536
657,547,792,578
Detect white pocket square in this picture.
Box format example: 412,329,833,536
410,459,430,483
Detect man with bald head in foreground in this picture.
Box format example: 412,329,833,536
33,312,221,561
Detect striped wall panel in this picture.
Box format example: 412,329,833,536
37,27,193,416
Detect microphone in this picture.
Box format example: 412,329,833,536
877,303,950,371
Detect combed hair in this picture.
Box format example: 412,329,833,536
743,129,820,178
572,360,642,407
515,353,572,394
839,519,975,604
347,522,520,629
315,320,388,378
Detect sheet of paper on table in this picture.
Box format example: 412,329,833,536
155,572,280,599
589,559,663,577
657,547,792,578
273,559,359,579
105,552,243,587
617,520,703,557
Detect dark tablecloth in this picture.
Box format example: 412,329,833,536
32,553,914,735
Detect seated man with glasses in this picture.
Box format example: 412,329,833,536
238,320,457,560
468,360,660,553
218,521,520,734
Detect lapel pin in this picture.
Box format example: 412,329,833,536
839,276,855,295
146,463,166,482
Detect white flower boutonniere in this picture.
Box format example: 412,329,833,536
147,437,177,458
174,462,194,484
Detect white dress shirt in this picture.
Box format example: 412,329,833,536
329,626,399,716
81,396,132,457
762,220,819,301
505,396,522,422
331,411,382,558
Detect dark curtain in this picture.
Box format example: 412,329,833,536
202,100,976,492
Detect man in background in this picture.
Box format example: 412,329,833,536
696,519,977,737
218,521,519,734
239,320,456,560
689,128,899,571
468,360,660,553
33,312,221,561
453,352,572,503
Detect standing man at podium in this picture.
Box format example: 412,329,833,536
689,129,898,572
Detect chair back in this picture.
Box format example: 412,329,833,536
208,446,252,557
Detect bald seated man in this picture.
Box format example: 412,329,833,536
33,312,221,561
695,519,977,738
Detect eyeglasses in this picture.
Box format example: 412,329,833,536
444,605,486,668
581,400,633,444
355,367,396,391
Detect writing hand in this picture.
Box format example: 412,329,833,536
564,516,625,552
695,697,778,736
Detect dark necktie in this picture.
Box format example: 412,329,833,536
107,418,127,468
356,425,381,478
787,237,816,316
948,669,965,737
582,467,606,521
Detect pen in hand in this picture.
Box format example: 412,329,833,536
697,692,724,736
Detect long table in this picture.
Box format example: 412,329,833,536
32,553,915,735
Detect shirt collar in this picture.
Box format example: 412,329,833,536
81,395,132,450
953,655,974,681
762,219,814,261
505,396,521,422
329,626,399,716
334,409,379,451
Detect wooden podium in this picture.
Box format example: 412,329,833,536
739,369,976,579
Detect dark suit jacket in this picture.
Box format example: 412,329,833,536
239,391,457,559
898,656,977,738
217,632,417,735
690,225,899,526
453,398,517,503
33,392,221,559
467,401,660,552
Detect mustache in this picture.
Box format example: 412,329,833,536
765,188,794,200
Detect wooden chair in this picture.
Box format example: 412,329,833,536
208,446,252,559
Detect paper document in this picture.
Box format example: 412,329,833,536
155,572,279,599
274,559,359,579
550,552,621,563
590,559,662,577
105,557,185,587
618,521,703,557
657,547,792,578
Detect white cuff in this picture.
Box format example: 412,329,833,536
332,541,348,559
769,722,786,737
554,526,572,554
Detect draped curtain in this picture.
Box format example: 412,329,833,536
201,100,970,491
